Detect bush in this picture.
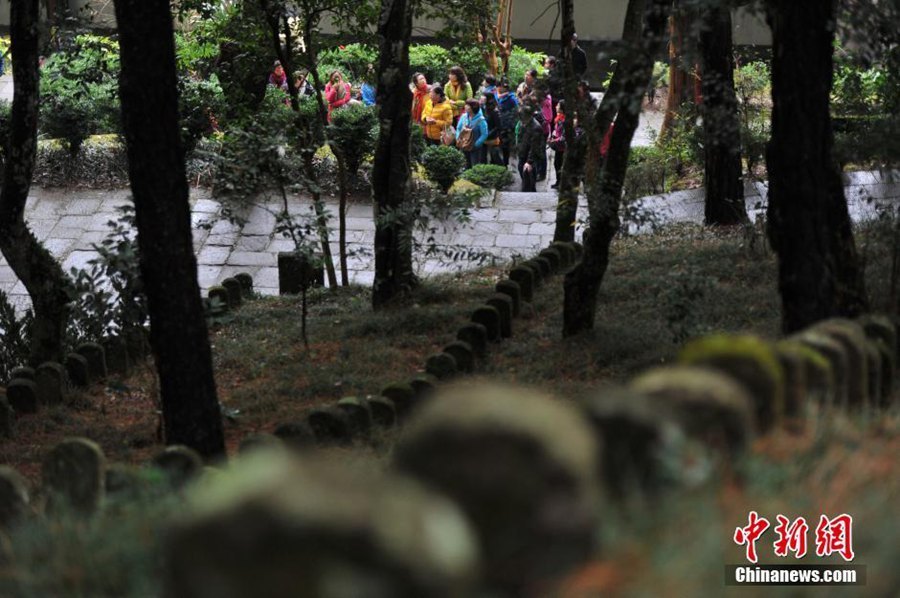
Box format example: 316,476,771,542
179,74,226,153
0,290,32,385
409,44,452,86
410,124,427,165
421,145,466,193
327,103,378,177
504,46,546,88
460,164,513,190
33,136,130,188
448,44,486,86
624,146,670,199
317,43,378,83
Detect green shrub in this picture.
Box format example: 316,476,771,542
448,44,485,86
318,43,378,82
179,74,226,153
0,290,32,385
33,136,130,188
409,44,452,85
410,123,427,165
327,103,378,177
460,163,513,190
421,145,466,193
624,146,670,199
504,46,546,88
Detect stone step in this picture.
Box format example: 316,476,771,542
494,191,560,209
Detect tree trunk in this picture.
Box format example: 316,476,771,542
334,147,350,286
114,0,225,459
553,0,580,243
371,0,416,309
765,0,867,333
0,0,70,367
699,2,746,226
563,0,669,337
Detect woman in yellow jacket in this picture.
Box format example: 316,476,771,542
445,66,473,124
421,85,453,145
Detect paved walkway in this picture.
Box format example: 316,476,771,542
1,169,898,312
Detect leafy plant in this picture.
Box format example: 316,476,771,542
0,291,32,385
410,123,427,164
409,44,452,85
659,266,716,344
460,163,512,190
421,145,466,193
504,46,546,89
179,74,226,153
317,43,378,82
326,103,378,177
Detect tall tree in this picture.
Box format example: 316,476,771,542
658,0,700,139
371,0,416,308
552,0,581,243
114,0,225,458
562,0,669,336
765,0,867,332
0,0,71,366
698,0,746,225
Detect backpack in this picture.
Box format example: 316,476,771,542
456,114,482,152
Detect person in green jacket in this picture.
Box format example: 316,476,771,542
445,65,473,124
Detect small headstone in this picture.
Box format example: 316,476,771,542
495,280,521,317
306,407,353,445
443,341,475,373
508,266,535,302
9,366,35,381
859,314,898,359
457,323,488,358
76,342,108,381
793,332,849,409
234,272,254,298
207,286,230,311
550,241,576,267
35,362,68,406
521,261,544,287
221,278,243,308
65,353,90,387
164,454,479,598
870,338,894,405
471,306,501,342
6,379,38,415
337,397,373,437
366,397,396,427
105,463,144,500
425,352,457,380
678,334,785,433
272,421,316,450
538,247,562,273
631,366,756,458
380,383,418,420
485,294,513,338
152,446,204,490
278,252,323,295
409,375,438,402
42,438,105,516
394,383,600,593
238,433,285,455
0,466,30,528
569,241,584,259
812,319,869,408
0,396,13,438
103,336,131,375
529,256,552,278
864,341,882,408
774,346,808,420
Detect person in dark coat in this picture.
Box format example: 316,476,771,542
480,92,504,166
570,32,588,78
516,101,545,192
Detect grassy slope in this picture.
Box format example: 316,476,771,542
1,223,897,596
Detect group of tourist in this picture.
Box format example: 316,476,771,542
266,33,608,192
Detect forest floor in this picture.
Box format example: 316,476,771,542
1,222,898,596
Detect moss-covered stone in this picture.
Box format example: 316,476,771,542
529,256,552,278
43,438,106,516
233,272,254,298
550,241,576,267
207,285,230,310
485,294,513,338
678,334,785,432
521,260,544,287
580,387,679,498
306,407,353,446
366,397,397,427
812,319,869,408
471,305,501,342
75,342,107,381
337,396,373,437
166,454,479,598
631,366,756,457
6,379,38,415
0,466,30,528
425,352,458,380
508,266,535,302
35,361,68,407
409,375,439,403
238,433,285,455
272,421,316,450
870,338,895,405
9,366,34,381
859,314,898,359
792,332,849,409
394,383,600,593
152,446,204,490
538,247,562,273
443,341,474,373
776,340,835,410
221,278,243,308
381,383,419,420
456,323,488,358
495,279,521,317
65,353,90,387
863,341,882,407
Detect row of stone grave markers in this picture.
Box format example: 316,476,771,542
0,245,897,595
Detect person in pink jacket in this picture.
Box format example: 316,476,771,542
325,70,352,122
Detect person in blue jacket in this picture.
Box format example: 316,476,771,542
360,63,377,106
455,98,488,168
496,78,519,166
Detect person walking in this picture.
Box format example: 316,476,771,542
535,90,553,181
549,99,567,189
446,66,473,124
410,72,431,125
421,85,453,146
496,78,519,166
516,100,545,192
480,92,504,166
455,99,488,169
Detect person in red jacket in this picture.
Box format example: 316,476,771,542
324,70,352,122
410,72,431,126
